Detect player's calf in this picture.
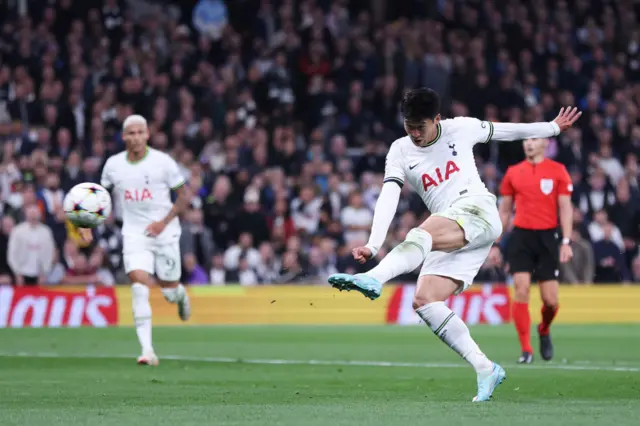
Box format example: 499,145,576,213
512,272,534,358
364,227,433,285
131,282,155,361
413,275,504,401
538,280,559,361
159,282,191,321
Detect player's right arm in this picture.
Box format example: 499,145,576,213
357,143,403,263
498,168,514,235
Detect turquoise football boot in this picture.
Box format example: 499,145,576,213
473,363,507,402
328,273,382,300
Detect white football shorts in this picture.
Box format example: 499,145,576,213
123,236,182,282
421,194,502,293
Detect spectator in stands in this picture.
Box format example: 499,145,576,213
224,232,261,273
7,204,55,285
340,190,373,244
233,187,270,246
203,176,236,251
183,253,209,285
0,215,15,284
181,208,215,270
588,210,625,252
593,223,630,283
290,185,323,236
209,254,227,286
578,169,617,220
256,242,280,284
3,0,640,286
632,256,640,284
560,230,596,284
475,246,507,283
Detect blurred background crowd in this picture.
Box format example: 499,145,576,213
1,0,640,287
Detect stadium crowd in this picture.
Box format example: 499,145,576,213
1,0,640,286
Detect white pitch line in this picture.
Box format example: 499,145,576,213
1,352,639,373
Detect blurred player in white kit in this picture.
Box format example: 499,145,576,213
80,114,191,366
329,88,581,401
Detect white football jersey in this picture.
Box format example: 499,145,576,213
101,147,186,240
384,117,495,213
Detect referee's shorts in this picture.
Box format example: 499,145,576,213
507,227,560,282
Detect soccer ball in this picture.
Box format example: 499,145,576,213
63,182,112,228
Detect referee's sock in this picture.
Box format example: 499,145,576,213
512,302,533,353
538,304,559,336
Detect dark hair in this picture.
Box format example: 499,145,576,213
400,88,440,122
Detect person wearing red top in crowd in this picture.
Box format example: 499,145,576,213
499,135,576,364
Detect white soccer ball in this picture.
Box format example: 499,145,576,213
63,182,112,228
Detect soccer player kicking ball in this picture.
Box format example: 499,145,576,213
499,138,574,364
329,89,581,402
79,115,192,366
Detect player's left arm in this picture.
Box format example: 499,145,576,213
557,165,574,263
161,184,191,227
476,107,582,143
148,157,191,235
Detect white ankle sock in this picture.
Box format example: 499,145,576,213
416,301,493,374
131,283,153,355
161,284,185,303
366,228,433,284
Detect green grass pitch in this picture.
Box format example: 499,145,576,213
1,325,639,426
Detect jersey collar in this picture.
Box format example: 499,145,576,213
418,123,442,148
126,147,150,164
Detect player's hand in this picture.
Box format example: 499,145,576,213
145,221,166,237
553,107,582,132
559,244,573,263
78,228,93,244
352,246,373,264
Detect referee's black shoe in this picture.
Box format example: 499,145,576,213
518,352,533,364
539,329,554,361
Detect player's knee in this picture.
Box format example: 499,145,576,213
513,273,531,302
404,227,433,258
412,293,439,310
540,284,559,307
412,287,449,309
420,217,464,251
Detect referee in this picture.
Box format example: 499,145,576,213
499,137,574,364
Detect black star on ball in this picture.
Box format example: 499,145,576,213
88,186,100,194
95,208,105,217
73,203,85,212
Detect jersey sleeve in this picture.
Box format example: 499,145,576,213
449,117,494,145
383,142,405,188
499,168,515,196
557,165,573,195
100,159,113,190
164,155,186,190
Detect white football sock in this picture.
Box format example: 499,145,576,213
366,228,433,284
161,284,186,303
416,301,493,374
131,283,154,355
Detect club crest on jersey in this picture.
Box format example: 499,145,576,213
540,179,554,195
448,143,457,156
421,161,460,190
124,188,153,201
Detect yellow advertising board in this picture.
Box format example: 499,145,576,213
113,283,640,326
525,285,640,324
116,285,393,326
